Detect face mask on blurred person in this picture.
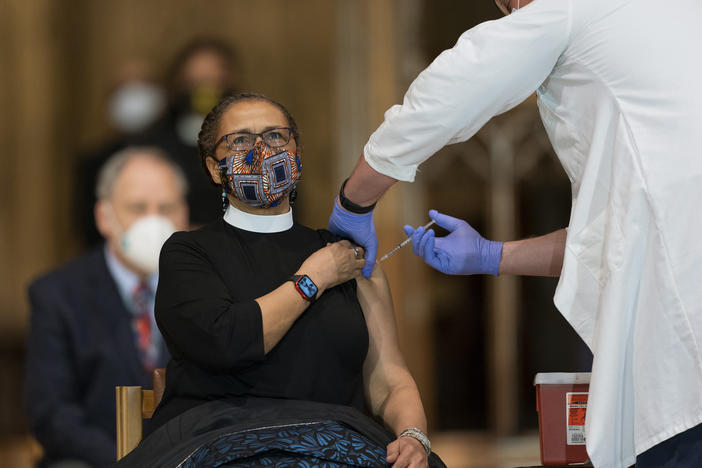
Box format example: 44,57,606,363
175,85,224,146
108,81,166,134
218,140,301,208
117,215,176,274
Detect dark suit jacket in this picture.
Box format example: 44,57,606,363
24,246,169,468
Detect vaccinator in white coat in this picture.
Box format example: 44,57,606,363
329,0,702,466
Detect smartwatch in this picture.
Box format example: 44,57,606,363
288,274,318,303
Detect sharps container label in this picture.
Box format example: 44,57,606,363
566,392,588,445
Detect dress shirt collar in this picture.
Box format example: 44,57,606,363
223,203,293,233
104,245,159,314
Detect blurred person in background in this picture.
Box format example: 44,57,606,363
77,38,238,246
107,59,168,136
25,147,188,468
139,37,239,228
76,59,167,246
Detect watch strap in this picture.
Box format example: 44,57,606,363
339,178,376,214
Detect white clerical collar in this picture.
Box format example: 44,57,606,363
223,203,293,233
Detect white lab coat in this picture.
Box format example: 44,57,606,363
364,0,702,466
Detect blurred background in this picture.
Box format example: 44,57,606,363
0,0,590,466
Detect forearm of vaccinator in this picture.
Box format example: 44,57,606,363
498,228,566,277
342,154,397,207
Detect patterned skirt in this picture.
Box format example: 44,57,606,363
181,421,388,467
116,397,446,468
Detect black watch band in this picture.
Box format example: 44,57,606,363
338,178,376,214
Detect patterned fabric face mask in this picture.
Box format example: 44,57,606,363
218,141,302,208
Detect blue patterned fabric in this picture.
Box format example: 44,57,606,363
179,420,388,467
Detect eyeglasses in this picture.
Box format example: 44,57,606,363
214,127,294,153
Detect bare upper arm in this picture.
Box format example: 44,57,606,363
357,266,413,411
356,266,399,357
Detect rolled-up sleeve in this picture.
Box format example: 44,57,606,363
155,233,265,372
364,0,572,182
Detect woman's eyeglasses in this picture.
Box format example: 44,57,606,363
214,127,293,153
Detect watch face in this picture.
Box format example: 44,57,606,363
297,275,318,298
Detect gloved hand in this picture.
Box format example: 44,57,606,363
328,198,377,278
404,209,503,275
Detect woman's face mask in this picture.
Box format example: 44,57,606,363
218,140,302,208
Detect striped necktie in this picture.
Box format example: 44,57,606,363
132,281,157,372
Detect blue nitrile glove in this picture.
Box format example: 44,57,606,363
328,197,377,278
403,209,503,275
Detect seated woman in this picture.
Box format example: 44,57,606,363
117,93,444,468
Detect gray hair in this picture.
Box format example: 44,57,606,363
95,146,189,200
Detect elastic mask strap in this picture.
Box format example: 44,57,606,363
218,157,233,194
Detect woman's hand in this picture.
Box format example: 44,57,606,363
298,240,365,294
386,436,429,468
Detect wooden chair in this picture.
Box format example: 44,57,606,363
115,368,166,461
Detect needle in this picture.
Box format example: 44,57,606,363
377,220,436,263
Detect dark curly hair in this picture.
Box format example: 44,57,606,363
197,92,300,186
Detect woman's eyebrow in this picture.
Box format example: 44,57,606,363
226,125,286,134
262,125,286,131
227,127,252,134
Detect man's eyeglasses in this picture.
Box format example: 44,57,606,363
214,127,294,153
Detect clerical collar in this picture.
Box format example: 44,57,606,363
223,203,293,233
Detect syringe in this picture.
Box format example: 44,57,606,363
377,220,436,263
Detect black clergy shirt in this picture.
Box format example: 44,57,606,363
149,219,369,433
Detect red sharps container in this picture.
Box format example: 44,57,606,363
534,372,591,465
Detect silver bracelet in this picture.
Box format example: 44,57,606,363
399,427,431,455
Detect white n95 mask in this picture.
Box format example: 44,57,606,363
108,81,166,134
119,215,176,274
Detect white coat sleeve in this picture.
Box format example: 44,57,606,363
364,0,572,182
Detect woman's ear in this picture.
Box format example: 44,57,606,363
206,156,222,185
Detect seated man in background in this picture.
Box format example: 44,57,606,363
24,147,189,468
